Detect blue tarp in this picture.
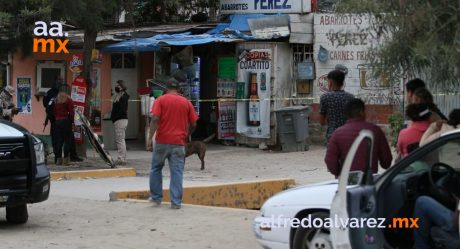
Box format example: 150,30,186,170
228,14,268,32
101,37,160,52
101,14,285,52
102,32,246,52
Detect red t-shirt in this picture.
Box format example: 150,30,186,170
54,98,75,122
397,120,431,157
151,93,198,145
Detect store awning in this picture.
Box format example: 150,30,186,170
101,32,246,52
101,37,160,52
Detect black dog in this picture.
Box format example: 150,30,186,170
185,134,215,170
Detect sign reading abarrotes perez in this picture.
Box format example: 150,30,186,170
220,0,311,14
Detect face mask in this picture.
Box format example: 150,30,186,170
115,86,121,93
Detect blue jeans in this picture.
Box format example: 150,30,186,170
149,143,185,206
413,196,454,249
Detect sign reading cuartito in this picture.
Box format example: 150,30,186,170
236,49,271,139
16,77,32,114
220,0,311,14
33,21,69,54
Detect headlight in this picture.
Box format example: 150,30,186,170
34,142,45,164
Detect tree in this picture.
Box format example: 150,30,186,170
130,0,218,24
0,0,52,55
50,0,120,156
336,0,460,92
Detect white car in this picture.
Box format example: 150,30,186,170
254,129,460,249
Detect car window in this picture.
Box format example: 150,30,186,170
402,138,460,174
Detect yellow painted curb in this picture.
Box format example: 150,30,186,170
110,178,295,209
51,168,136,180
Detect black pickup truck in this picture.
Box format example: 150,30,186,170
0,119,50,224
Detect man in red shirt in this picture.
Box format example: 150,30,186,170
147,82,198,209
325,98,392,178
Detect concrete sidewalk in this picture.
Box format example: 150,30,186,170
49,143,333,185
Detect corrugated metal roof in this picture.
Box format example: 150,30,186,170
67,24,216,45
228,14,267,32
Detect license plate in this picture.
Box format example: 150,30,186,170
0,195,8,202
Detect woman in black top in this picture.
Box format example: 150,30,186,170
110,80,129,165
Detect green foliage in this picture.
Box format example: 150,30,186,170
131,0,218,24
0,0,52,54
336,0,460,92
388,112,404,148
50,0,120,32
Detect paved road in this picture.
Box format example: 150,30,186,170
1,176,260,249
1,144,334,248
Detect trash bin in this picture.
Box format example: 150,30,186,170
102,113,117,150
275,106,310,152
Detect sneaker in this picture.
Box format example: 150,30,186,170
115,160,127,166
63,157,70,166
148,198,161,207
56,158,63,165
171,204,181,209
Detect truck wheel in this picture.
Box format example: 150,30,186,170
6,204,29,224
293,212,331,249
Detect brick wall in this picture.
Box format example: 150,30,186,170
308,103,395,145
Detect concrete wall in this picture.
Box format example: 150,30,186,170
10,51,112,135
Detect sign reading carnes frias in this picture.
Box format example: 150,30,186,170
219,0,311,14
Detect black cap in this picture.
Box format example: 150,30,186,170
166,79,180,90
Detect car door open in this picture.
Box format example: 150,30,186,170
330,129,384,249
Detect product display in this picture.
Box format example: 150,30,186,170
248,73,260,126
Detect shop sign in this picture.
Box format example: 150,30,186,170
236,49,272,139
220,0,311,14
218,101,236,140
33,21,69,54
16,77,32,114
91,49,103,64
69,53,84,73
218,57,236,80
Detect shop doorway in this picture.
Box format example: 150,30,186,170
111,53,139,139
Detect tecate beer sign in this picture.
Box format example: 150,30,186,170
219,0,311,14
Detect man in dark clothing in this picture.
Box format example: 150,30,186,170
43,77,83,162
320,70,355,142
325,98,393,178
110,80,130,165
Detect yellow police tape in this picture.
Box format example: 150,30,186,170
102,97,317,103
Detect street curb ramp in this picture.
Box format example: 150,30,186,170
109,178,296,209
51,168,136,180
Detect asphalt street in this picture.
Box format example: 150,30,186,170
1,144,332,249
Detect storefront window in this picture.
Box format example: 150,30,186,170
111,53,136,69
36,60,66,94
111,53,123,68
123,53,136,68
292,44,314,95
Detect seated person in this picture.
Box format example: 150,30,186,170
420,109,460,146
397,104,431,159
413,176,460,249
411,87,448,122
413,196,458,249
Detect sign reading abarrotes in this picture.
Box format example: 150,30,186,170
219,0,311,14
33,21,69,54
